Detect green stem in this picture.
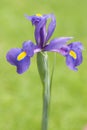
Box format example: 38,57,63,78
37,52,50,130
42,64,50,130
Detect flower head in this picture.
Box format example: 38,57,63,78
6,13,83,74
25,13,56,47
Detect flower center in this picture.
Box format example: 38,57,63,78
17,51,27,61
36,13,42,17
69,50,77,59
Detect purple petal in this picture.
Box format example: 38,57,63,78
44,37,73,52
75,49,83,66
66,55,78,71
68,41,84,50
25,14,42,25
6,48,22,65
25,14,56,47
26,14,48,46
34,45,41,53
65,42,83,71
6,48,31,74
22,40,35,57
35,17,47,46
17,56,30,74
45,14,56,43
68,42,83,66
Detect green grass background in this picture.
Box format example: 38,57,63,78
0,0,87,130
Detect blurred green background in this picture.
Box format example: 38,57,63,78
0,0,87,130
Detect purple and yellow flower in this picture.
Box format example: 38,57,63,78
6,13,83,74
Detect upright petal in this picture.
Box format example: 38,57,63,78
25,13,56,47
25,14,48,46
35,17,47,46
45,14,56,43
44,37,73,52
25,14,43,25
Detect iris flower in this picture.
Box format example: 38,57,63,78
6,13,83,74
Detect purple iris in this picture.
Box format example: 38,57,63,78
6,13,83,74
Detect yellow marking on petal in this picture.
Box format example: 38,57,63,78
17,51,27,61
36,13,42,17
69,50,77,59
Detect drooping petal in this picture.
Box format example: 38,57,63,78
6,48,22,65
45,14,56,43
65,42,83,71
22,40,36,57
66,50,83,71
44,37,73,52
6,48,31,74
68,42,83,65
66,55,78,71
68,41,84,50
17,56,30,74
74,48,83,66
